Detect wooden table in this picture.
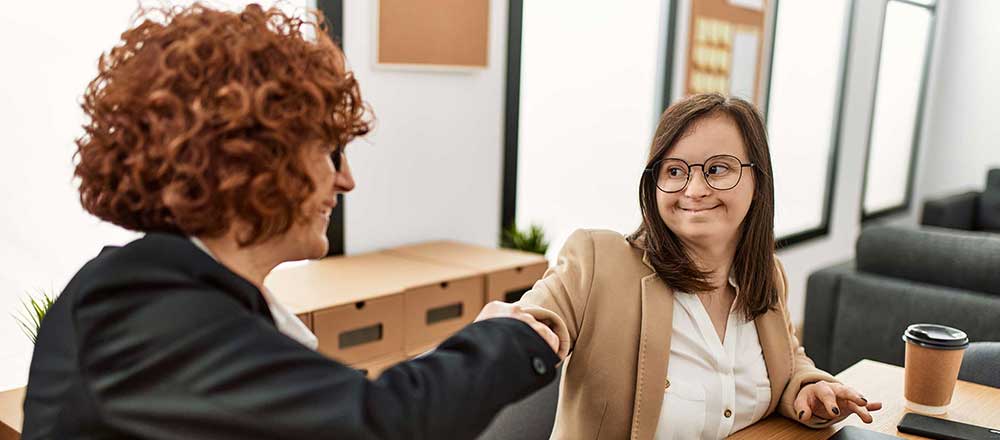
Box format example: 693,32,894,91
0,387,24,440
730,359,1000,439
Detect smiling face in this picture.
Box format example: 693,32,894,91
655,113,754,251
277,145,356,261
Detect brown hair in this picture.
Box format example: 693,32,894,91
628,93,777,320
74,3,371,246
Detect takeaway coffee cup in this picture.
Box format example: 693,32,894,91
902,324,970,415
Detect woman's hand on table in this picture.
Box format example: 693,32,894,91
794,381,883,425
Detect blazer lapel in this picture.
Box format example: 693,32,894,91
755,294,792,414
630,253,674,440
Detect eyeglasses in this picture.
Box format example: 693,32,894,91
646,154,755,193
331,145,344,171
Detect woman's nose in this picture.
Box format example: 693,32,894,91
684,169,712,198
335,153,356,193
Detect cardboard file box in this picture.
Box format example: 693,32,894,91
312,294,405,365
405,342,440,358
265,253,413,365
295,312,312,331
485,264,549,303
353,352,407,379
266,251,483,364
403,276,484,351
388,241,549,304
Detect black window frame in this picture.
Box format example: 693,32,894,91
318,0,346,256
768,0,856,249
500,0,523,234
859,0,937,222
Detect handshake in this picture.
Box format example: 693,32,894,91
474,301,562,357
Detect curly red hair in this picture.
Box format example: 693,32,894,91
74,3,370,246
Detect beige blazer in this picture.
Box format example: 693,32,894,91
517,229,841,440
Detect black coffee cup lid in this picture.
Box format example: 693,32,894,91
903,324,969,350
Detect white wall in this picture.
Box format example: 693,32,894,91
0,0,312,391
341,0,509,254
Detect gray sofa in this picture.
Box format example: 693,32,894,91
959,342,1000,388
803,225,1000,374
921,168,1000,232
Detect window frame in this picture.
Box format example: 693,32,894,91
859,0,937,222
319,0,346,255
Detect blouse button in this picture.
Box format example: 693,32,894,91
724,409,733,418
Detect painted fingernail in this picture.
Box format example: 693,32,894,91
832,407,840,415
861,397,868,405
798,410,805,420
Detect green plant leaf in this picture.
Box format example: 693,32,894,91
12,289,57,345
500,223,549,255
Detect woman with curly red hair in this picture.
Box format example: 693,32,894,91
21,4,559,439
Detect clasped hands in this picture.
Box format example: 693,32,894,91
475,301,561,356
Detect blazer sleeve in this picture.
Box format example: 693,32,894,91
774,257,848,428
514,229,597,359
75,281,559,440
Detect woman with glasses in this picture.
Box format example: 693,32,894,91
515,93,881,439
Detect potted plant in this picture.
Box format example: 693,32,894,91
13,290,56,344
501,223,549,256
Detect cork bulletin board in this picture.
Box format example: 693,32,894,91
668,0,776,108
376,0,490,70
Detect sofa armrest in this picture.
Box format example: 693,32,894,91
921,191,980,230
803,261,854,372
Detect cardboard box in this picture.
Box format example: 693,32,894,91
403,276,484,351
295,312,312,331
266,250,484,364
485,264,549,303
265,252,410,316
387,241,549,303
0,386,24,440
405,342,440,358
353,352,407,379
312,293,405,365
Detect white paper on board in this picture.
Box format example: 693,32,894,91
728,0,764,11
729,30,759,100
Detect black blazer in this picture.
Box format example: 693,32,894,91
21,233,558,439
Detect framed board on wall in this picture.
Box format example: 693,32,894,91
664,0,778,111
376,0,490,70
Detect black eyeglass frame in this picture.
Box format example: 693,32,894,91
331,145,344,171
645,154,756,193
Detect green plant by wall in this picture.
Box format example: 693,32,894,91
501,223,549,255
14,289,56,344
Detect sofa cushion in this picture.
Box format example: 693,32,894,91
977,188,1000,232
829,273,1000,374
921,191,979,230
856,226,1000,296
958,342,1000,388
987,168,1000,189
803,261,855,371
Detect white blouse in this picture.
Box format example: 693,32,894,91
654,276,772,440
188,237,319,350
